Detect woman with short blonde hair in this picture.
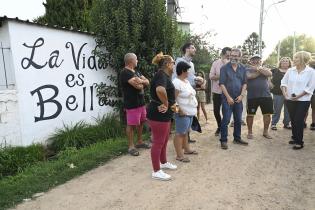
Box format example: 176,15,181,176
281,51,315,149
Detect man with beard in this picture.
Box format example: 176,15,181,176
219,48,248,149
173,42,198,143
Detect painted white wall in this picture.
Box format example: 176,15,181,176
0,20,115,146
0,90,22,146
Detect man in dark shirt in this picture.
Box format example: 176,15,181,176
120,53,150,156
246,55,273,140
219,48,248,149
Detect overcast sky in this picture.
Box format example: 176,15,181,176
0,0,314,58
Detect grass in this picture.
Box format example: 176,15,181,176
0,138,128,210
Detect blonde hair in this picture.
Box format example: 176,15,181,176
278,57,292,69
293,51,311,65
152,52,173,68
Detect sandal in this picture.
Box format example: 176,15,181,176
176,157,190,162
135,142,151,149
247,133,253,139
263,133,272,139
184,150,198,155
128,148,139,156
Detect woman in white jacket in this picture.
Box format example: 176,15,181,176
281,51,315,149
173,61,198,162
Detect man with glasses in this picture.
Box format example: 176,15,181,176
219,49,248,149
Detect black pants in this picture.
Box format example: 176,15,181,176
212,93,222,129
285,100,310,145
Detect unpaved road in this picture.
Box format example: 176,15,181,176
14,104,315,210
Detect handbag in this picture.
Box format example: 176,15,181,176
191,116,202,133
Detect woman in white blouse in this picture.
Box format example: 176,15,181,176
173,61,198,162
281,51,315,149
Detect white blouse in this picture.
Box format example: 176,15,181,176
280,66,315,101
172,78,197,116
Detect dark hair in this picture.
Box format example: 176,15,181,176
181,42,194,54
176,61,191,76
221,47,232,56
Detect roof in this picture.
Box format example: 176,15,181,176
0,16,94,35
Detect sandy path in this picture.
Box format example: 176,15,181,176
14,104,315,210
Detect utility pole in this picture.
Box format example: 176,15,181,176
277,40,281,63
258,0,264,57
167,0,176,20
293,31,296,55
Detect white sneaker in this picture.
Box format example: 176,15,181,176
160,162,177,170
152,170,171,181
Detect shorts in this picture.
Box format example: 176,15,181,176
311,94,315,109
174,114,193,134
125,106,147,125
196,90,206,103
247,97,274,115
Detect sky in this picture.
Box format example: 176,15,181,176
0,0,314,59
178,0,315,58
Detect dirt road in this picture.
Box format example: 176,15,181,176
14,104,315,210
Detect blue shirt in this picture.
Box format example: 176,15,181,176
219,63,247,99
246,68,271,99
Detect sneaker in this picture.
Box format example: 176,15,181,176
152,170,171,181
233,139,249,145
230,122,234,127
241,120,246,126
310,123,315,130
221,142,228,150
271,125,277,130
160,162,177,170
215,128,220,136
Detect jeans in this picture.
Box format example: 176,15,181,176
220,96,243,142
285,100,310,145
212,93,222,129
272,94,290,126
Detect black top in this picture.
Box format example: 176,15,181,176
147,70,175,122
271,68,286,95
119,68,145,109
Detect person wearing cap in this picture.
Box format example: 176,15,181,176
246,54,274,140
219,48,248,150
172,61,198,162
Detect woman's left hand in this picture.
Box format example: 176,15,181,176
158,104,168,113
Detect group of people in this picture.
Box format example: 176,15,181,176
119,43,315,181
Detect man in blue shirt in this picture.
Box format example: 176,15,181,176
219,48,248,149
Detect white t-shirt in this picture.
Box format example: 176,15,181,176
172,78,197,116
281,66,315,101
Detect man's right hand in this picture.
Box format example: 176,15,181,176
227,96,234,105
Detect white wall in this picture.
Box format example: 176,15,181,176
0,90,21,147
0,20,115,146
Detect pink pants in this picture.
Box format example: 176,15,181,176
148,120,171,172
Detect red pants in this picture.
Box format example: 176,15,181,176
148,120,171,172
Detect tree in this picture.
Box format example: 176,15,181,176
90,0,178,112
241,32,265,56
265,34,315,67
34,0,93,31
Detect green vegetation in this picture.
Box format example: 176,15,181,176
0,139,127,210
